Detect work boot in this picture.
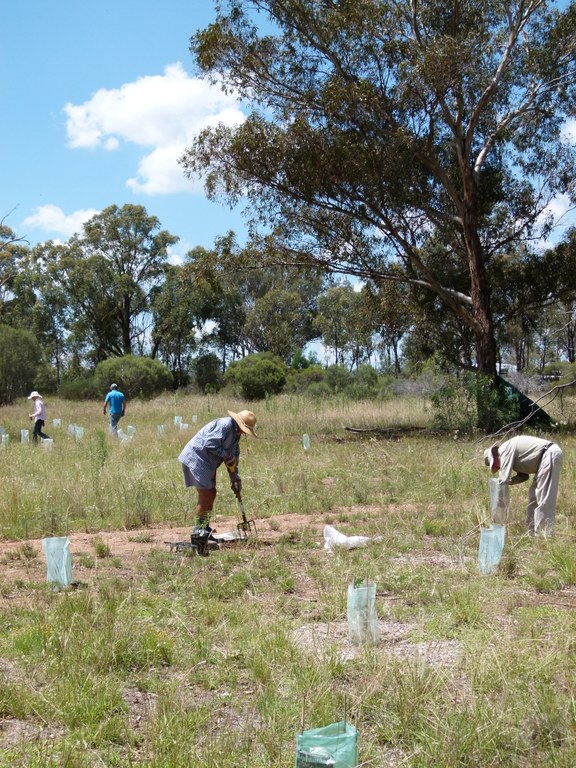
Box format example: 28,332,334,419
191,525,214,556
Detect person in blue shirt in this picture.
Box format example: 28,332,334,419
103,383,126,436
178,409,257,552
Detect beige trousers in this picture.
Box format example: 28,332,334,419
526,444,563,535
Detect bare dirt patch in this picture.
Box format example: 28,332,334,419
293,619,463,667
0,718,64,750
0,512,331,599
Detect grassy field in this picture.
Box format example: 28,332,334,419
1,393,576,766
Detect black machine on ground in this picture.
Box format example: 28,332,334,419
165,526,245,556
166,499,257,556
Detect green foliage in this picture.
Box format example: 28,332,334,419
0,324,41,404
315,284,375,368
33,363,59,395
285,363,325,393
305,380,333,399
185,0,576,430
192,352,223,393
285,362,393,400
430,373,529,433
58,376,101,400
93,355,173,398
430,375,478,432
243,288,311,361
542,361,576,384
224,352,287,399
93,538,112,558
345,363,380,399
324,364,353,393
290,349,314,371
31,204,179,364
150,263,208,387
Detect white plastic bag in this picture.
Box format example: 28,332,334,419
323,525,371,553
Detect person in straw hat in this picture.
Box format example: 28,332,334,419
178,409,258,554
484,435,563,536
27,390,51,444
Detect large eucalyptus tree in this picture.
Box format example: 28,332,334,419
181,0,576,429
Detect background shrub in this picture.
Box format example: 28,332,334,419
58,376,101,400
93,355,173,399
324,364,353,393
192,352,224,393
225,352,287,400
284,364,325,394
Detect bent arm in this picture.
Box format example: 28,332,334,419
509,472,529,485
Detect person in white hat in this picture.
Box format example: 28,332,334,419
178,409,257,554
484,435,563,536
27,391,51,444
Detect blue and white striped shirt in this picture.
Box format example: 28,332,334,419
178,417,240,489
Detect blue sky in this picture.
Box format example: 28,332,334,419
2,0,574,265
1,0,249,260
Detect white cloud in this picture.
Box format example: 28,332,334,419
562,117,576,143
534,193,575,249
22,204,99,239
167,242,187,266
534,118,576,245
546,193,573,223
127,144,198,195
64,63,245,196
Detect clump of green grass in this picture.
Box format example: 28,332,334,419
128,532,154,543
93,538,112,558
78,553,96,569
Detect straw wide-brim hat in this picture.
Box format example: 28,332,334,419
228,410,258,437
27,391,41,399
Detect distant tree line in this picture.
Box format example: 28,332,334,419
1,203,576,407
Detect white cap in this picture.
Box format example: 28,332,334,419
484,446,497,469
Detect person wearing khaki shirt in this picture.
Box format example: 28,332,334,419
484,435,563,536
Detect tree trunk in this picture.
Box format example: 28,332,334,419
463,170,498,431
393,338,401,376
515,340,524,372
566,311,575,363
122,295,132,355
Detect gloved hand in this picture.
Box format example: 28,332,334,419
225,458,240,494
225,457,237,474
230,475,242,496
